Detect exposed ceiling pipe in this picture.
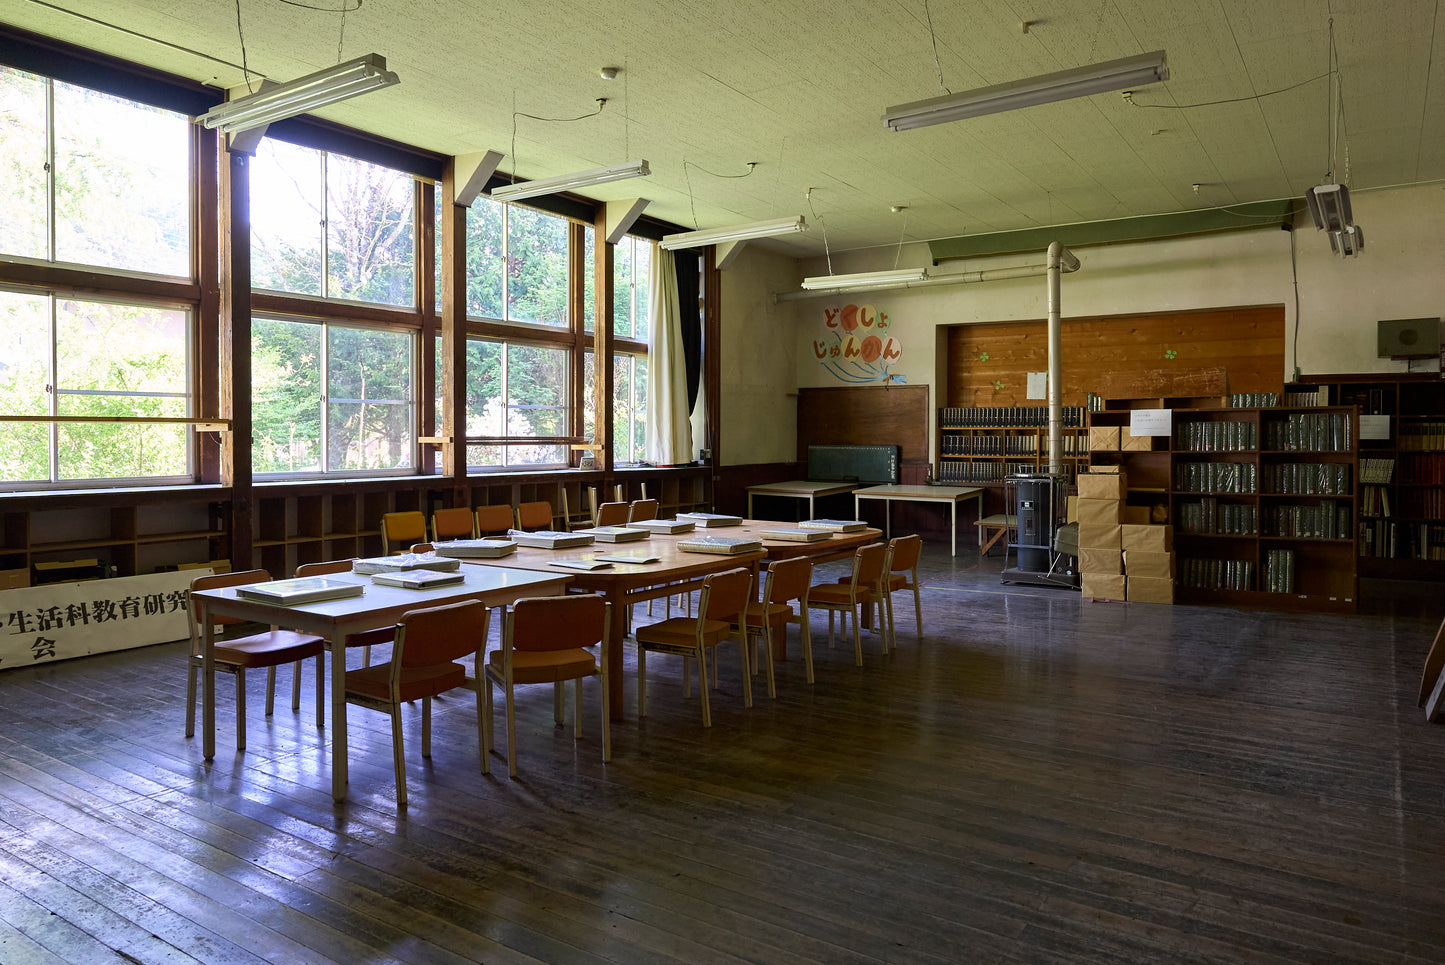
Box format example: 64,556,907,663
1046,241,1080,476
773,262,1059,302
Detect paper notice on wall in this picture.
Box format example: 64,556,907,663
1359,415,1390,440
1026,371,1048,399
1129,408,1172,437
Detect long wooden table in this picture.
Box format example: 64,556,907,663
745,480,858,519
463,520,881,717
853,484,983,557
190,565,570,802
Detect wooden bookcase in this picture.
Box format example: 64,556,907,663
937,407,1089,487
1088,402,1358,612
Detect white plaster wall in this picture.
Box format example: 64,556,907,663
717,244,801,466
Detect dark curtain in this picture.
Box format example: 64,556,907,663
673,249,702,410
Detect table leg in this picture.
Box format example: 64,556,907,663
951,500,957,557
331,632,348,801
605,589,628,720
747,492,754,519
202,605,215,760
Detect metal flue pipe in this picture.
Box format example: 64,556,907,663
1046,241,1080,475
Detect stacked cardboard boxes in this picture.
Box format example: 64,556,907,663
1077,468,1126,600
1123,524,1174,604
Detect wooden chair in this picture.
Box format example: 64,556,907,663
295,560,390,668
515,501,553,530
738,556,814,689
636,567,753,727
1420,615,1445,721
342,599,489,807
475,504,514,536
381,511,427,555
482,594,611,777
184,569,326,751
883,534,923,647
594,502,630,527
431,506,476,542
628,499,659,523
810,542,891,666
409,542,434,554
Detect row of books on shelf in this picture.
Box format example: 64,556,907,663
1266,503,1351,540
1179,557,1255,591
1397,453,1445,484
940,435,1089,456
1263,549,1297,593
1175,421,1258,452
938,406,1086,428
1259,463,1351,496
1282,386,1330,407
1359,457,1395,484
1261,412,1352,453
1398,423,1445,450
936,461,1041,483
1362,521,1445,558
1227,392,1283,408
1360,484,1392,519
1175,462,1257,494
1176,499,1258,536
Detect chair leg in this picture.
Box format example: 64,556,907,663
827,610,836,649
800,607,815,685
314,654,325,726
474,673,486,775
697,645,712,727
362,643,372,668
637,645,648,717
185,658,198,738
886,591,897,652
391,708,407,807
264,666,276,717
505,679,518,779
739,637,753,708
481,672,494,775
235,668,247,751
600,669,611,763
761,623,776,699
553,681,565,726
421,696,432,759
851,603,863,667
291,660,302,711
913,582,923,638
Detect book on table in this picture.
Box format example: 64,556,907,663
592,553,661,565
234,576,365,606
548,558,613,571
677,536,764,556
675,512,743,527
799,519,868,533
759,528,831,542
573,526,650,543
629,518,695,534
351,552,462,574
506,529,595,549
431,538,518,559
369,570,468,590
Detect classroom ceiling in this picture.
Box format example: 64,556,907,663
3,0,1442,258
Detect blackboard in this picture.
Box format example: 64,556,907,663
807,445,899,485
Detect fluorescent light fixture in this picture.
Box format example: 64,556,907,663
660,216,808,250
198,54,399,135
1306,184,1363,257
1329,225,1364,257
800,268,928,291
883,50,1168,131
489,160,650,202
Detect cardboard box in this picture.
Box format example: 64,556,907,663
1077,472,1128,500
1127,575,1175,604
1120,427,1155,452
1123,550,1175,578
1081,573,1126,600
0,568,30,590
179,558,230,574
1090,465,1123,474
1079,548,1122,574
1066,495,1078,524
1088,426,1120,451
1076,497,1122,527
1121,506,1151,525
1121,524,1173,553
1077,523,1122,549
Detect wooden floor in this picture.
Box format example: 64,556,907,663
2,548,1444,964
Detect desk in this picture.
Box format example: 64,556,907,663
191,566,570,802
745,480,857,520
852,484,983,557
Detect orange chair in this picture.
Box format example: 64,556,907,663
483,594,611,777
475,504,514,536
593,502,629,526
738,557,814,689
432,506,476,542
883,534,923,646
381,511,427,555
635,567,753,727
628,499,659,523
343,599,489,806
184,569,326,750
515,501,553,530
295,559,391,668
809,542,891,666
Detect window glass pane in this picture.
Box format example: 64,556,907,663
54,298,190,479
612,353,633,463
326,154,415,306
506,343,565,436
326,326,413,470
433,193,443,309
53,81,189,276
251,140,324,296
612,239,633,338
581,350,595,444
505,205,568,326
0,289,52,481
634,241,651,341
252,317,322,473
634,355,649,459
582,224,595,333
0,66,48,260
465,339,503,437
465,198,505,319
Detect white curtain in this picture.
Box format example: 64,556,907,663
645,245,693,465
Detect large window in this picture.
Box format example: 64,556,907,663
463,338,567,469
610,235,652,464
252,318,414,474
0,290,192,485
0,65,190,276
251,139,416,307
463,198,570,327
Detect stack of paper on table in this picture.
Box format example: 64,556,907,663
759,528,831,542
431,538,518,558
351,553,461,574
235,577,365,605
677,536,763,555
573,526,650,543
798,519,868,533
629,518,695,534
548,558,613,571
675,512,743,527
507,529,595,549
370,569,467,590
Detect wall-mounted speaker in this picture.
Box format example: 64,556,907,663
1377,318,1440,360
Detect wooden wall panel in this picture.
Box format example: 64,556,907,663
797,385,929,470
945,305,1285,405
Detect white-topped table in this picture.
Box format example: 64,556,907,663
191,565,570,802
745,479,859,519
852,484,984,557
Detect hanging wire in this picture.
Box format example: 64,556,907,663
336,0,346,62
505,98,608,185
892,209,911,269
806,188,833,276
276,0,363,10
923,0,951,95
233,0,254,93
1085,0,1111,64
1126,70,1329,110
1325,17,1336,181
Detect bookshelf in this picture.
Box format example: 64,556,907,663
937,406,1089,486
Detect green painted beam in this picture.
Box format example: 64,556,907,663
928,199,1299,263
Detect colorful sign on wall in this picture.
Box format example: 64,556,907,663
813,302,904,384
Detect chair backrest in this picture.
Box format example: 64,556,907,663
594,502,629,526
394,600,488,668
853,541,890,589
700,567,753,623
764,556,813,605
296,559,353,578
507,594,608,652
515,500,553,530
628,499,658,523
381,511,427,554
409,543,434,554
188,569,273,648
475,504,514,535
889,533,922,572
432,506,476,541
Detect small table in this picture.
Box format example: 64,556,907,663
745,480,858,520
852,484,984,557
